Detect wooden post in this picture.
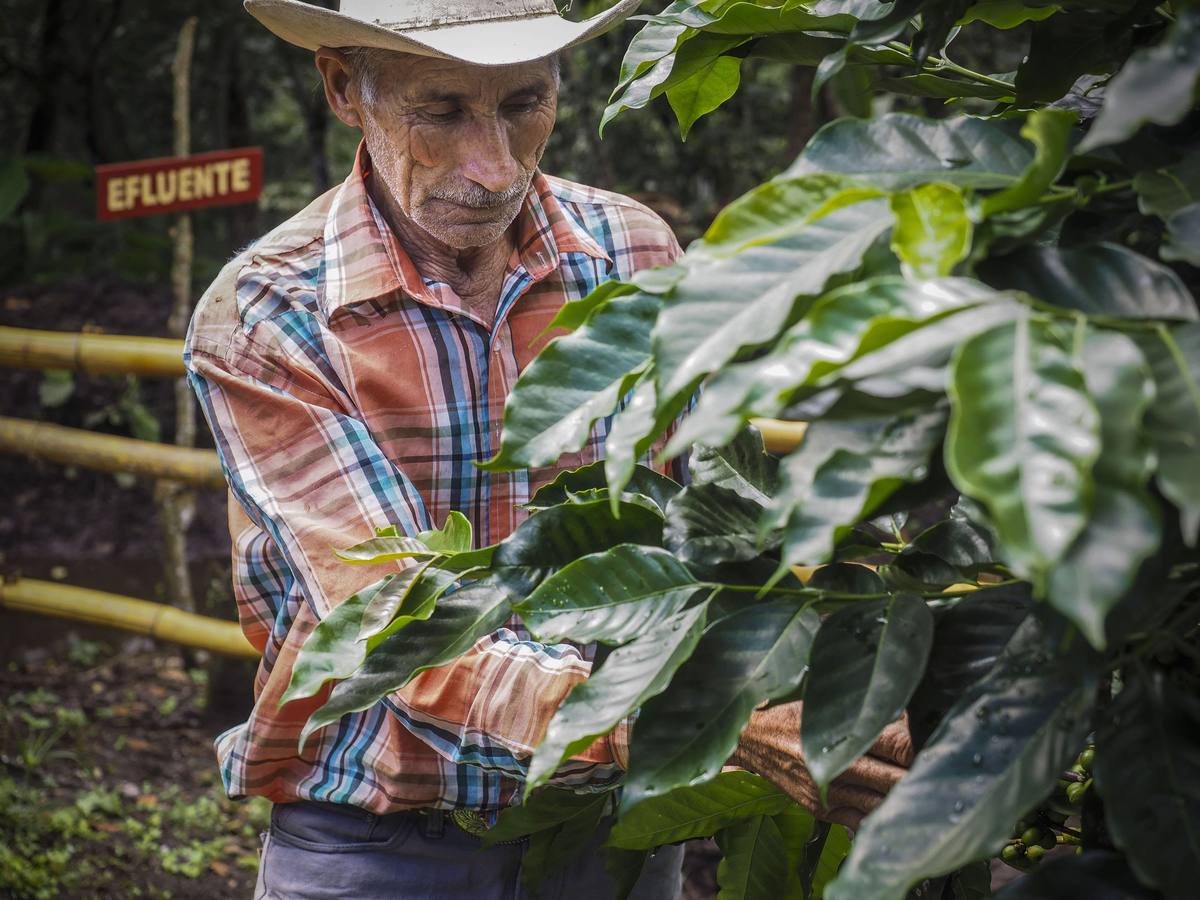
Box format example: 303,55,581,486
156,16,200,618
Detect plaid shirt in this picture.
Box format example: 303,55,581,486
185,144,682,814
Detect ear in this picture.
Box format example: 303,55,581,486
315,47,362,128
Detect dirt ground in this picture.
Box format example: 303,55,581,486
0,277,720,898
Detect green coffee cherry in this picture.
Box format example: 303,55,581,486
1021,827,1044,846
1026,845,1047,863
1001,844,1023,863
1078,747,1095,771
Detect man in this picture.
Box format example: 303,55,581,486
186,2,913,897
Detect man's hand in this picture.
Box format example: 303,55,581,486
729,701,914,830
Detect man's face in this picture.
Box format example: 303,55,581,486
354,54,559,250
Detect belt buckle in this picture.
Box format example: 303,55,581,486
450,808,489,837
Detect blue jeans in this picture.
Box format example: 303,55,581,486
253,800,684,899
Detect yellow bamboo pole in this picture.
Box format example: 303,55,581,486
0,327,185,379
0,416,224,489
753,418,808,455
0,577,258,659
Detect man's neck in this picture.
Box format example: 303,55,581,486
368,178,514,327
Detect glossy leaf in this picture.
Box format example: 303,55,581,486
603,371,692,508
664,483,771,565
605,848,649,900
335,535,434,565
419,511,473,553
623,601,820,810
608,770,792,849
1079,8,1200,151
687,428,778,503
525,461,680,514
979,243,1198,321
670,278,997,454
826,616,1098,900
1138,323,1200,543
1094,667,1200,900
515,544,700,645
1046,331,1159,648
667,54,742,139
518,795,609,894
547,279,638,333
906,584,1032,750
300,570,542,745
527,604,708,793
907,511,997,574
945,314,1101,591
805,823,853,900
652,198,894,407
281,578,387,706
357,564,459,645
716,815,791,900
889,183,973,279
980,108,1077,217
960,1,1059,28
482,289,661,470
1014,8,1136,105
786,113,1035,191
492,498,664,568
482,787,608,847
802,595,935,799
766,407,948,571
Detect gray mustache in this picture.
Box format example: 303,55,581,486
430,180,528,209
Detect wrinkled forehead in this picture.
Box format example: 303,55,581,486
357,49,559,104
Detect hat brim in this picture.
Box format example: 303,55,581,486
244,0,642,66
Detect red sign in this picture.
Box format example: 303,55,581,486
96,147,264,221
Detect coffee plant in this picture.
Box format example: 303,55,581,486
282,1,1200,897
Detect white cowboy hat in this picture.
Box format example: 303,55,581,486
244,0,643,67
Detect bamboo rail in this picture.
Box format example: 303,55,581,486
0,327,185,379
753,418,808,455
0,416,224,489
0,577,258,659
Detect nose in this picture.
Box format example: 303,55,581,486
458,116,522,195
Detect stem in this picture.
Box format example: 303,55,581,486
933,55,1016,92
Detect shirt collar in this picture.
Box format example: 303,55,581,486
318,142,611,319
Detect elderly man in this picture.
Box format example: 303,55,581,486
186,1,911,898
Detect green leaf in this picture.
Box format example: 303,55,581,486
670,277,1002,454
37,370,75,409
664,483,772,565
300,570,542,745
603,371,692,508
688,428,778,503
335,535,434,565
515,544,701,644
945,314,1101,592
605,848,649,900
418,511,473,553
527,604,708,793
608,770,793,849
960,1,1059,28
1045,331,1160,649
805,823,852,900
519,796,609,894
766,408,948,571
1164,203,1200,267
979,243,1198,321
992,850,1158,900
281,578,388,706
698,173,886,261
653,198,894,407
876,73,1015,101
786,113,1035,191
526,461,680,514
716,815,792,900
1134,154,1200,220
1138,323,1200,543
808,563,886,594
906,584,1032,750
980,108,1077,218
1093,667,1200,900
826,616,1098,900
482,289,661,471
667,54,743,139
907,511,997,574
889,183,973,279
482,787,608,847
802,595,935,800
546,279,638,333
622,601,821,810
357,564,460,646
1078,7,1200,152
1014,8,1138,105
492,498,664,568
